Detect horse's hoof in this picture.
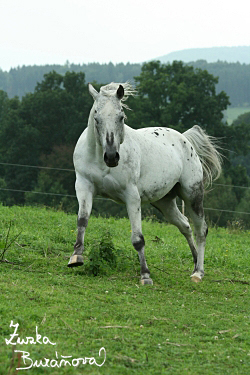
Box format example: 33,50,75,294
141,278,153,285
67,255,84,267
191,275,202,283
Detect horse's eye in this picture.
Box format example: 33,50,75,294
119,115,124,122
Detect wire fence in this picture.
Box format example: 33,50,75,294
0,162,74,172
1,162,250,190
0,161,250,216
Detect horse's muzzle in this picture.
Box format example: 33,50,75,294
104,151,120,167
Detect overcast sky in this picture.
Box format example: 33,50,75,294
0,0,249,71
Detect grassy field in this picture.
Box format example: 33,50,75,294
0,205,249,374
223,107,250,125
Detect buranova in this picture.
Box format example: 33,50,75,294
15,349,106,370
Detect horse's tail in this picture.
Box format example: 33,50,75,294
183,125,222,188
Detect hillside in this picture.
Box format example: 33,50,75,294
156,46,250,64
1,205,250,374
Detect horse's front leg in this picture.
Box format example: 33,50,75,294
126,189,153,285
68,178,94,267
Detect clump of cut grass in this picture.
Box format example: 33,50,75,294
86,230,117,276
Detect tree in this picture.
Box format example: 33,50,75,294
0,90,8,122
203,173,238,226
20,71,93,151
128,60,230,135
0,71,94,205
0,95,41,203
236,189,250,228
229,112,250,205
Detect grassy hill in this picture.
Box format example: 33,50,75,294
157,46,250,64
0,205,249,374
223,107,250,125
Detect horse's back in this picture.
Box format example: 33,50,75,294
131,126,190,165
134,126,189,152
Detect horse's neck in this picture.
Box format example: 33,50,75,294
86,105,102,156
86,106,96,146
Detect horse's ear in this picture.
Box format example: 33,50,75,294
116,85,124,100
88,83,98,100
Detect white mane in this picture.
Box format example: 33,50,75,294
100,82,136,110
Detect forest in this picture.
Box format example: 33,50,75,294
0,61,250,227
0,60,250,107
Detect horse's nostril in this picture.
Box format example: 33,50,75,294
115,152,120,162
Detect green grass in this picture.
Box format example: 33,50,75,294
0,205,249,374
223,107,250,125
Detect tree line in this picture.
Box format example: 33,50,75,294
0,61,250,227
1,60,250,107
190,60,250,107
0,62,141,100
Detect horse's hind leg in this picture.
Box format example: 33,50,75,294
178,181,208,282
126,187,153,285
151,196,199,278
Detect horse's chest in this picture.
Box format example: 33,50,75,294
93,172,126,203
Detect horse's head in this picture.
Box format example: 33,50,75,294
88,83,125,168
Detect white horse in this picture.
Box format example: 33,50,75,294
68,82,222,285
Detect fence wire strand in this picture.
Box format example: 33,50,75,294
0,161,249,190
0,187,250,215
0,162,74,172
1,162,250,215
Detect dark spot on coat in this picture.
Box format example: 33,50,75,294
133,234,145,251
191,153,193,157
191,146,193,150
191,181,204,217
187,159,190,161
154,132,159,136
78,217,88,227
172,144,174,146
184,141,186,144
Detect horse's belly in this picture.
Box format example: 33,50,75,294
138,159,182,203
139,178,179,203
